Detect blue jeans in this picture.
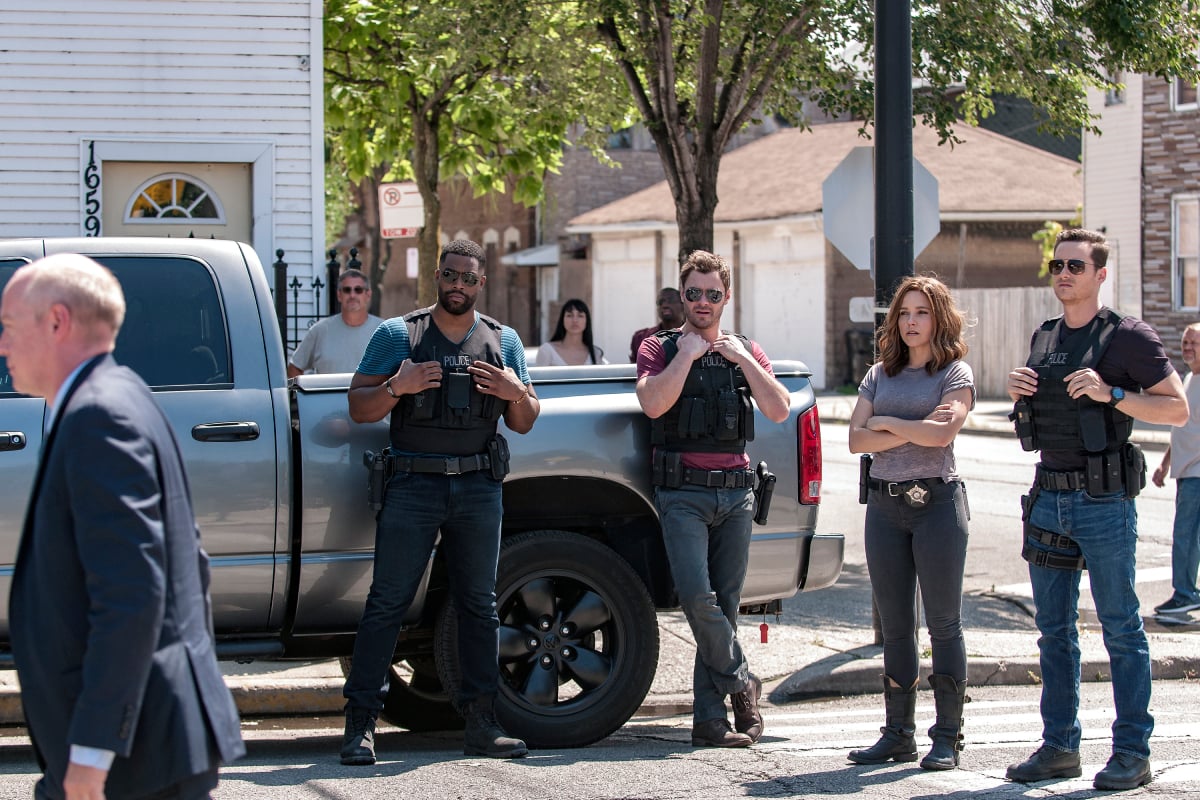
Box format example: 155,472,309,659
654,485,753,725
1170,478,1200,604
1026,486,1153,759
343,470,503,713
864,481,969,686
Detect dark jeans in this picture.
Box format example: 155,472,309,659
1025,486,1152,759
343,470,503,712
654,484,754,724
864,480,969,687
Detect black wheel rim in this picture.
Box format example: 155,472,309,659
497,571,623,716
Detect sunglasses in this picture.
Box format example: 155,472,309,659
684,287,725,303
339,285,368,294
1048,259,1095,275
440,268,481,286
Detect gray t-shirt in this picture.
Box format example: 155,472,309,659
290,313,383,374
859,359,975,481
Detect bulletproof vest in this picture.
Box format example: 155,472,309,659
1022,308,1133,453
390,308,505,456
650,330,755,454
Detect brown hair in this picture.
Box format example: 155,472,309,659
877,274,968,377
679,250,731,292
1055,228,1110,268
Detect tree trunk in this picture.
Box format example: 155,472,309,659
673,150,720,264
412,105,442,309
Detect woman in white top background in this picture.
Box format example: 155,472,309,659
536,298,608,366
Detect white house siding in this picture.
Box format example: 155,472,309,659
1083,74,1143,315
0,0,323,313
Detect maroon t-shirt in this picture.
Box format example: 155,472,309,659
1036,313,1176,471
636,332,774,471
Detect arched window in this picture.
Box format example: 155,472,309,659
124,174,225,224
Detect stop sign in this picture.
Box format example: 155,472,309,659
821,146,939,272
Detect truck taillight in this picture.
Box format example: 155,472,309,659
798,405,822,504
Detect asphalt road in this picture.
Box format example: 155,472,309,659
3,681,1197,799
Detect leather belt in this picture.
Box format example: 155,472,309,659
681,468,755,489
1035,466,1087,491
389,453,490,476
867,477,947,496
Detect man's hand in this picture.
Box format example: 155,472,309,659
1152,464,1168,488
1063,368,1112,403
676,332,710,362
711,333,751,365
392,359,441,395
1007,366,1038,401
64,762,107,800
468,361,525,402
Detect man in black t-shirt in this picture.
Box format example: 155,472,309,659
1005,229,1188,791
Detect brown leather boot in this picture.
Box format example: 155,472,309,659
731,674,764,742
691,718,752,748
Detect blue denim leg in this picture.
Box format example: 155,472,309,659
655,485,753,725
343,471,503,712
1171,478,1200,604
1027,488,1153,759
436,471,503,704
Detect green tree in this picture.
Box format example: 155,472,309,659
325,0,625,305
590,0,1200,264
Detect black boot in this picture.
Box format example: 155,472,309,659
920,674,966,770
848,677,917,764
340,705,378,766
462,695,528,758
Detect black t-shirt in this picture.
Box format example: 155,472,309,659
1037,313,1175,470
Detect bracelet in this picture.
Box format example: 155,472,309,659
384,376,398,398
511,386,529,405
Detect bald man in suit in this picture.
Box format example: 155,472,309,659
0,254,244,800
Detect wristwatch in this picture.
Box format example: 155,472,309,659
1108,386,1125,407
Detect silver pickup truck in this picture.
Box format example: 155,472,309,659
0,237,842,747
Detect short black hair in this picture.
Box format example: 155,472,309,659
439,239,486,271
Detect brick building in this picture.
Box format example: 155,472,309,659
1084,68,1200,370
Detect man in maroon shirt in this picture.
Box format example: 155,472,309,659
635,251,789,748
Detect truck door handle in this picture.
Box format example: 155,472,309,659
0,431,27,451
191,422,260,442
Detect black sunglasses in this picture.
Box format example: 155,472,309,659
339,285,368,294
440,268,481,286
684,287,724,303
1048,258,1095,275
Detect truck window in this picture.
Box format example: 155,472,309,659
96,256,232,389
1,255,230,392
0,259,32,395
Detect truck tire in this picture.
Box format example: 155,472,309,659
435,530,659,748
337,656,464,732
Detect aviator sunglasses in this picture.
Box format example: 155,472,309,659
1047,258,1095,275
684,287,725,303
440,268,481,286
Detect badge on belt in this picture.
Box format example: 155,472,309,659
902,481,930,508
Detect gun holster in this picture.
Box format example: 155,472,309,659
486,433,511,480
364,447,394,511
858,454,873,504
752,461,776,525
651,450,683,488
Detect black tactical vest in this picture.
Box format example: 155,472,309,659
650,330,755,454
1022,308,1133,454
390,308,505,455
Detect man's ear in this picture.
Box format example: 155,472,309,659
47,303,71,338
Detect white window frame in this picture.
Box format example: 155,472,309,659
1173,194,1200,312
1172,77,1198,111
124,173,227,225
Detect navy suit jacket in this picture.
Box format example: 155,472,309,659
10,355,244,799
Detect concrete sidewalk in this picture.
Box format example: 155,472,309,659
0,394,1194,724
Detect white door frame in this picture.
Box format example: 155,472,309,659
80,138,274,259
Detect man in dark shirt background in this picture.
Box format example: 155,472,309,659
629,287,684,362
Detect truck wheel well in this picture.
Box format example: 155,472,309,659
501,475,673,607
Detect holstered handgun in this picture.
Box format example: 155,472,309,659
752,461,776,525
364,447,392,511
858,454,873,504
486,433,511,480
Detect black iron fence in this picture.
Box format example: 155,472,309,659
272,248,362,354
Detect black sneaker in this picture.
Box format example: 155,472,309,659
1154,596,1200,616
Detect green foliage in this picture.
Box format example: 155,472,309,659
1033,207,1083,282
